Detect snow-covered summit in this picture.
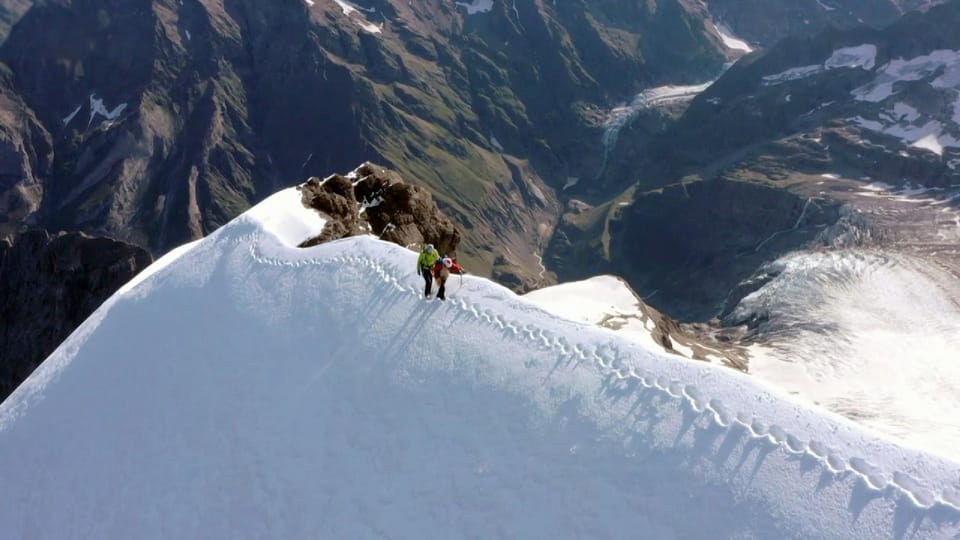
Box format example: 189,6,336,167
1,187,960,538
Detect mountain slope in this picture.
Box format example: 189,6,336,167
706,0,945,48
554,0,960,321
0,0,29,43
1,187,959,538
0,0,729,287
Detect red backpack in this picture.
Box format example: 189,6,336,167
433,256,463,277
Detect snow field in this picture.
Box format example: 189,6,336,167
252,237,960,513
1,188,959,538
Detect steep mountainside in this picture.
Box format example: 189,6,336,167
706,0,945,48
0,62,49,237
552,1,960,320
0,230,151,401
0,0,730,289
0,0,29,43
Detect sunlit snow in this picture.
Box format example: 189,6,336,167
358,21,381,33
853,49,960,102
763,64,822,84
824,44,877,71
600,81,713,173
816,0,837,11
764,44,876,84
911,133,945,155
711,22,752,53
86,93,127,127
0,186,959,538
737,250,960,461
332,0,381,33
333,0,359,15
851,113,958,155
525,276,660,347
455,0,494,14
62,104,82,126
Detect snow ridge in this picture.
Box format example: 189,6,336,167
3,187,960,537
248,239,960,512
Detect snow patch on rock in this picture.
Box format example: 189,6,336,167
86,93,127,127
332,0,381,33
712,22,752,53
455,0,493,14
62,104,82,126
853,49,960,103
825,44,877,71
600,81,713,173
911,133,944,155
764,44,876,85
763,64,822,84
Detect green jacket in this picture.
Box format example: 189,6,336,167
417,250,440,272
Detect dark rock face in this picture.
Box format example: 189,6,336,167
707,0,944,48
547,180,841,321
610,180,841,321
0,0,30,44
0,230,152,401
299,162,461,256
0,63,51,237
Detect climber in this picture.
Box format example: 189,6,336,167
432,255,464,301
416,243,440,298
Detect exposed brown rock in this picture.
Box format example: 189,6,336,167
298,163,462,256
0,64,51,237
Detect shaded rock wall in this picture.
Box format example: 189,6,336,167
0,230,151,401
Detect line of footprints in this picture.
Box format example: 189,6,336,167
249,241,960,511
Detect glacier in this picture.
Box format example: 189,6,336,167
1,188,959,538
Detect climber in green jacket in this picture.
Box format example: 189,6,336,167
416,243,441,298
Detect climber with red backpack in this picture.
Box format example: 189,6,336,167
432,254,464,301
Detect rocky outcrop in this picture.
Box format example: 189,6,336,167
0,230,152,401
298,163,461,256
